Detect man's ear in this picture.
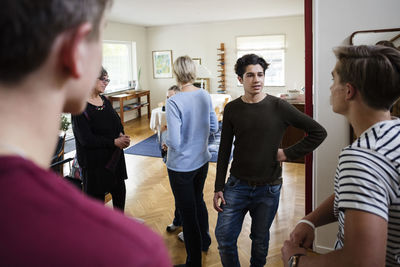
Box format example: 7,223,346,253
60,23,93,79
345,82,357,100
237,76,243,84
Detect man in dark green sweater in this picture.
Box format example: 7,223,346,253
213,54,327,267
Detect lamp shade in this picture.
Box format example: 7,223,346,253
196,64,211,78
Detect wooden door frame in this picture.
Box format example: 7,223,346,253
304,0,313,214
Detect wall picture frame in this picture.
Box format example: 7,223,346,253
192,58,201,65
152,50,173,79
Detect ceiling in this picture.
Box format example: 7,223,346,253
107,0,304,27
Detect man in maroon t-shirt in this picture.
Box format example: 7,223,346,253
0,1,171,266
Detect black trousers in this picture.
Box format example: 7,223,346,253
91,180,126,211
82,168,126,211
168,163,211,267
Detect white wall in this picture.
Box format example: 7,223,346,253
313,0,400,253
103,21,149,121
146,16,305,108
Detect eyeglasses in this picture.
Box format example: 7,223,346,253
99,77,110,83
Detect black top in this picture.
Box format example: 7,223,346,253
214,95,327,192
72,95,127,193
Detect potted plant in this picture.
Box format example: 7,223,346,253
60,114,71,133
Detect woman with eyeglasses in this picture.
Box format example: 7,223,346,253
72,67,130,211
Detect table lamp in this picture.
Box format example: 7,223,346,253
196,64,211,89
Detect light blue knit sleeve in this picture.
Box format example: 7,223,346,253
209,95,218,134
165,99,181,151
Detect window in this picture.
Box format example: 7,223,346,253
236,35,285,86
102,40,137,94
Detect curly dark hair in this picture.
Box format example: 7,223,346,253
234,54,270,78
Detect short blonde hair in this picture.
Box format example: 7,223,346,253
173,56,196,84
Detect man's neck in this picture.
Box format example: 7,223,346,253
242,92,266,103
0,84,63,169
348,104,392,138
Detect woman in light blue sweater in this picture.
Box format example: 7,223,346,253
166,56,218,267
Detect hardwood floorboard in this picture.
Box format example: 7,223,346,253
102,116,305,266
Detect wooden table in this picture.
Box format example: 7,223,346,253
108,90,150,125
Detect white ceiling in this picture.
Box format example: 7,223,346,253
107,0,304,27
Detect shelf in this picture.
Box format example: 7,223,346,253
217,42,226,93
108,90,151,125
115,103,147,113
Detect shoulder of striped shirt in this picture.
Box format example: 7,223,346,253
347,122,400,158
341,146,399,171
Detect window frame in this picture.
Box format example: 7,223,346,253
102,40,137,94
236,35,286,87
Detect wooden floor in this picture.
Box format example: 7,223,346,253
86,116,305,266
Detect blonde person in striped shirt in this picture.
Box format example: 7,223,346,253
281,45,400,267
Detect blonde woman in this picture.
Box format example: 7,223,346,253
166,56,218,267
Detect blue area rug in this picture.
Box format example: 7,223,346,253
124,131,226,163
124,134,161,158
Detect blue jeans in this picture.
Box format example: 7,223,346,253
168,163,211,267
215,175,282,267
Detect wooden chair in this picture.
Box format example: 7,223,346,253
215,97,230,121
215,106,221,121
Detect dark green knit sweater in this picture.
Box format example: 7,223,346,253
214,95,327,192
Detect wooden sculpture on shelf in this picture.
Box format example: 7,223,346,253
217,43,226,93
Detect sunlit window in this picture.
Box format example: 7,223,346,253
102,40,137,94
236,35,285,86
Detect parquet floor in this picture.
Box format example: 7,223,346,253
85,116,305,266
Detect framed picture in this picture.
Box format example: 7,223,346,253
152,50,173,79
192,58,201,65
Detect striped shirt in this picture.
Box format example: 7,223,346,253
333,119,400,266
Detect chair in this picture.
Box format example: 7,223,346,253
51,133,66,176
50,134,82,189
215,97,230,121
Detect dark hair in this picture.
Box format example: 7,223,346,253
168,85,180,93
334,45,400,110
99,66,108,79
234,54,270,78
0,0,112,84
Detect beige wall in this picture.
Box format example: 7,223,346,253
146,16,305,108
313,0,400,253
